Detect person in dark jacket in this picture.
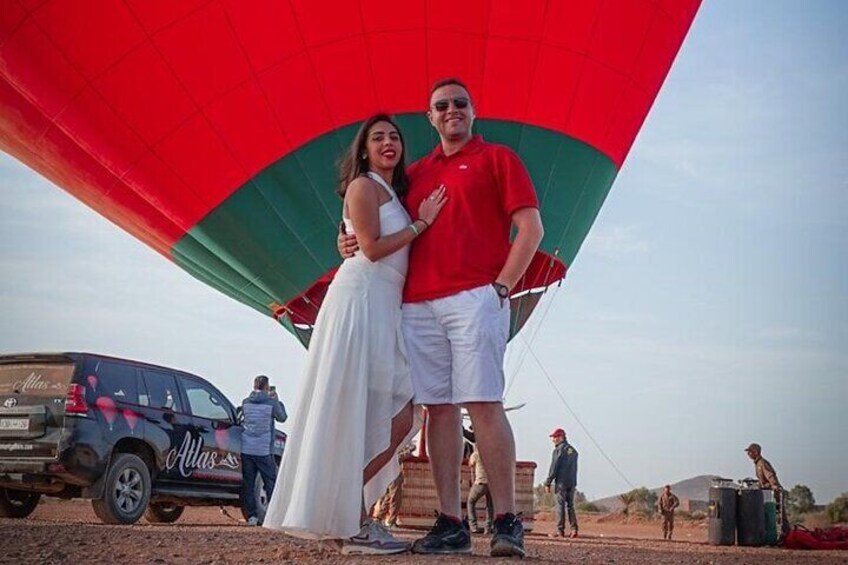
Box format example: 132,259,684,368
544,428,579,538
241,375,287,525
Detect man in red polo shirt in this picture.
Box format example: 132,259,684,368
340,78,543,557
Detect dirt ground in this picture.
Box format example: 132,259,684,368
2,499,846,564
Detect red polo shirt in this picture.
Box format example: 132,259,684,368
403,135,539,303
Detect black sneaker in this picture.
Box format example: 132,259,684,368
411,512,472,554
490,512,525,558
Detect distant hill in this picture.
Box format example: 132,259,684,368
590,475,718,511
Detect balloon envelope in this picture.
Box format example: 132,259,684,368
0,1,701,346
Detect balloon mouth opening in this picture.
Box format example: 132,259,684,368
273,250,566,347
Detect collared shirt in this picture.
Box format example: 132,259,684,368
754,456,782,490
403,135,539,303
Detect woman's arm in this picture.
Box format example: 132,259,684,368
345,177,445,262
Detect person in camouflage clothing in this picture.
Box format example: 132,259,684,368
745,443,790,539
656,485,680,540
373,473,404,528
466,447,494,534
372,444,416,528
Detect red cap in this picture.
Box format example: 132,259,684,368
549,428,565,438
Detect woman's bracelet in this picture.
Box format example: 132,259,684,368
408,222,420,237
416,218,430,229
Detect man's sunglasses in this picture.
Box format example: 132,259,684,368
431,97,470,112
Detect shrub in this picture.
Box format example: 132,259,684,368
826,492,848,524
787,484,816,515
801,511,833,529
577,502,606,513
619,487,658,516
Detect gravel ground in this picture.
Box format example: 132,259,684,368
2,499,845,564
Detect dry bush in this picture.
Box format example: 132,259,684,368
799,511,833,529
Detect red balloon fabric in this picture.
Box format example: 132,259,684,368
0,0,700,255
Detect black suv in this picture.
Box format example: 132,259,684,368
0,352,285,524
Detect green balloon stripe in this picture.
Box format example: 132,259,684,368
172,117,618,340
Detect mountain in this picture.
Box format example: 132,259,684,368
590,474,718,511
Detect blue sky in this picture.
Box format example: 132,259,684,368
2,1,846,503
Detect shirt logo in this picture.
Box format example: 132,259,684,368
459,164,468,170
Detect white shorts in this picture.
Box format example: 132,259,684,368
402,284,510,405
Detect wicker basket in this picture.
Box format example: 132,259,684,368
396,457,536,530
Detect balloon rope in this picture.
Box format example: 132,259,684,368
504,284,559,399
523,341,636,491
504,249,563,398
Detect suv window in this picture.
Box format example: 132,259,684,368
94,361,139,404
181,377,231,421
0,363,75,398
140,370,183,412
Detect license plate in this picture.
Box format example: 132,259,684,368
0,418,28,431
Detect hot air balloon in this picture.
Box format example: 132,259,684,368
0,1,700,346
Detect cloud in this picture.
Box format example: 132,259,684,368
583,225,649,259
756,326,823,343
0,152,110,236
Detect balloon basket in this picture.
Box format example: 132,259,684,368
395,456,536,530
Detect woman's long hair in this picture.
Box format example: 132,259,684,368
337,114,410,199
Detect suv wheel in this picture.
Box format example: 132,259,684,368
91,453,151,525
144,502,185,523
0,488,41,518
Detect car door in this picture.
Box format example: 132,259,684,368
138,368,195,487
91,359,145,440
177,375,242,494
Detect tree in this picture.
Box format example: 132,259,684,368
786,484,816,515
577,501,608,513
826,492,848,524
574,490,587,504
618,492,635,515
618,487,658,516
534,484,588,512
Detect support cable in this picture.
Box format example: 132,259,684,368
504,284,561,399
524,341,636,491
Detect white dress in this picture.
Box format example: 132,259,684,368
264,172,421,539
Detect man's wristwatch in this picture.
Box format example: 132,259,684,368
492,282,510,300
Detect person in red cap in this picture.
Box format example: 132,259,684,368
544,428,579,538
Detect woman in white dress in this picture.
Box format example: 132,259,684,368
264,114,446,555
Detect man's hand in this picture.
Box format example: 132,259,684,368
337,221,359,258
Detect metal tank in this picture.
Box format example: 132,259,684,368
708,478,737,545
737,481,766,546
763,489,778,545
